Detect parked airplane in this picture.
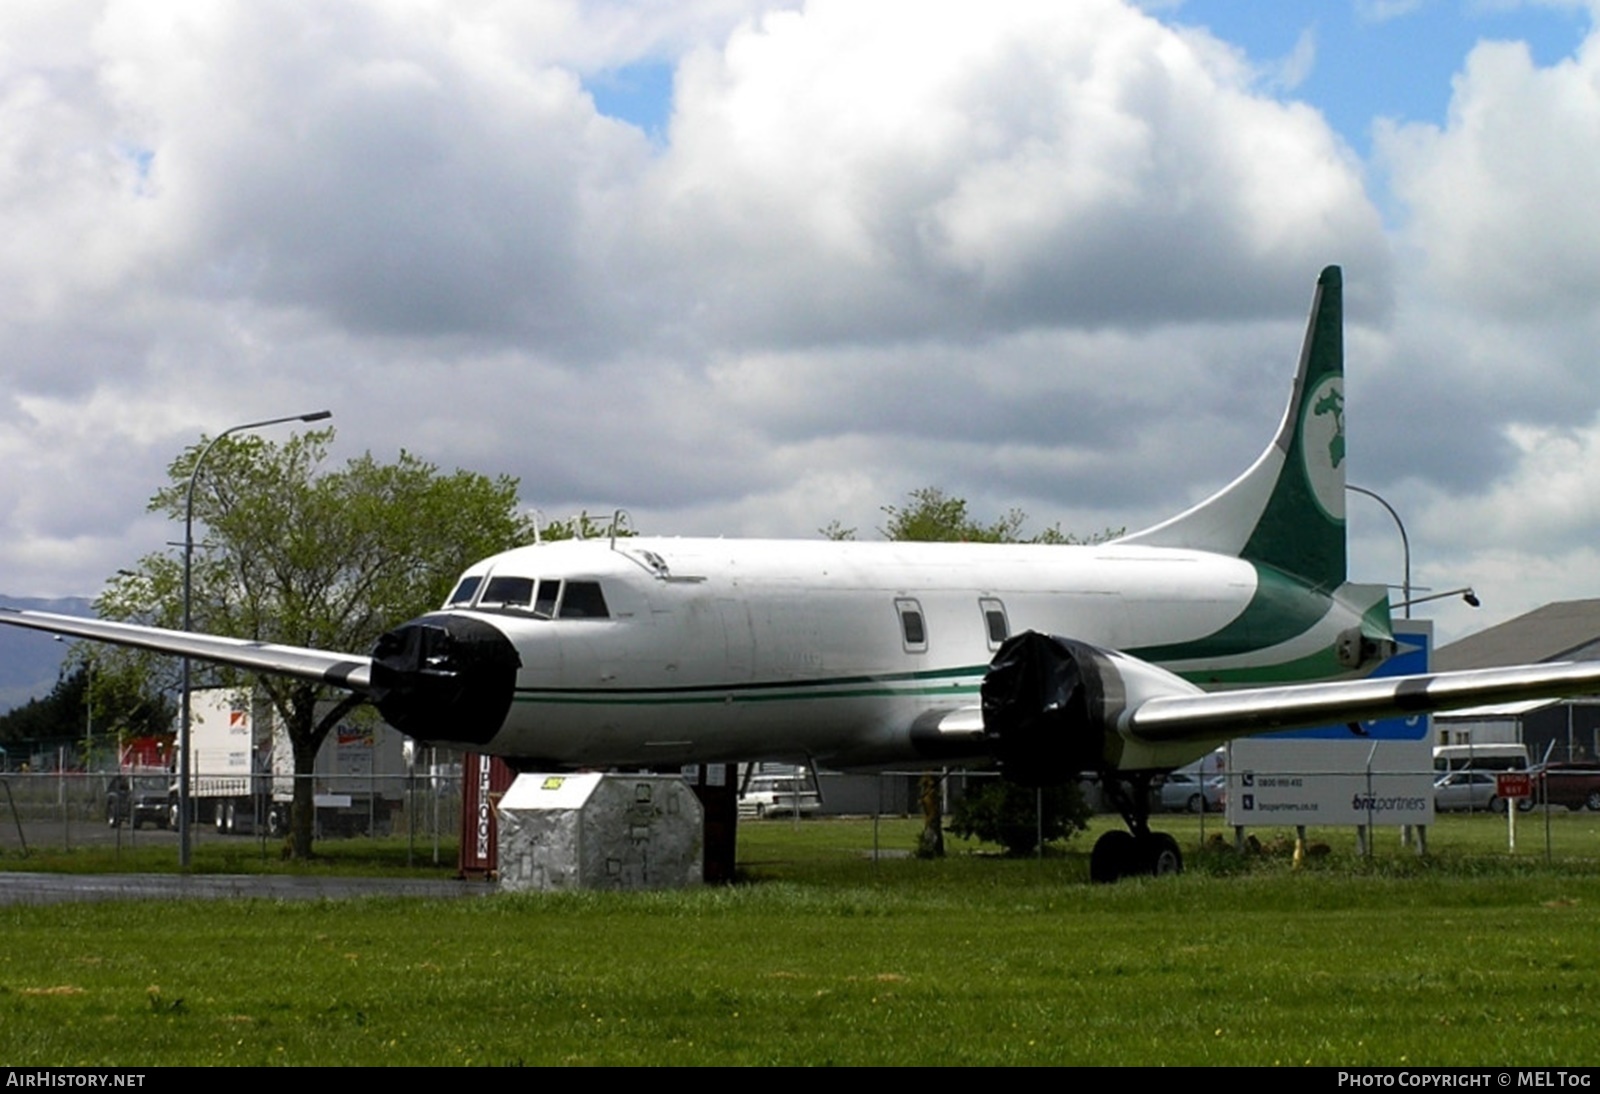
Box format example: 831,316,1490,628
7,266,1600,881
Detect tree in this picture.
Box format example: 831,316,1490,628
879,487,1024,543
97,428,537,858
539,509,636,542
876,486,1122,546
0,662,170,757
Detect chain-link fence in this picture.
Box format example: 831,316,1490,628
5,762,1593,866
0,770,463,856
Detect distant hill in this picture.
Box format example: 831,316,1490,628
0,596,94,714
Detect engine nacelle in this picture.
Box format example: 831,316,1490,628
981,631,1205,785
368,612,521,746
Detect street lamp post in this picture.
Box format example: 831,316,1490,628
1346,484,1412,619
1396,587,1481,611
178,410,331,868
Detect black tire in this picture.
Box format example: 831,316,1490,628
1586,790,1600,812
1144,832,1184,876
106,798,122,829
1185,794,1202,814
1090,830,1137,884
1489,796,1508,815
1516,797,1533,813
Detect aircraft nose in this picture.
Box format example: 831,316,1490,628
368,613,521,746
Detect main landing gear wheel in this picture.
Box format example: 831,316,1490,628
1090,830,1136,883
1145,832,1183,876
1092,772,1184,883
1090,830,1184,882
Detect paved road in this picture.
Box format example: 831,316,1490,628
0,871,491,905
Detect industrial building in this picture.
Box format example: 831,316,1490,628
1434,600,1600,764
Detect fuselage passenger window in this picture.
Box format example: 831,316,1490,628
979,597,1009,649
895,598,927,653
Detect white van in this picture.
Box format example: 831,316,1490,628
1432,743,1528,773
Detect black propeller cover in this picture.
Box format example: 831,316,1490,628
368,613,521,746
981,631,1107,784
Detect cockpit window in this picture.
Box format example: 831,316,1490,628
444,575,482,608
478,575,536,610
467,576,609,620
558,581,609,619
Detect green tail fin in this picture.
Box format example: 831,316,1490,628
1119,266,1346,589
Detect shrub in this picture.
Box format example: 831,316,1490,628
948,780,1091,855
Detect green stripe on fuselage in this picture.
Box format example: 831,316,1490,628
513,668,985,707
1127,562,1331,664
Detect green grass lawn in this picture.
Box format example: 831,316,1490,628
2,813,1599,1065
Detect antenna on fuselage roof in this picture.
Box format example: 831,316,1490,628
609,509,633,550
529,508,545,546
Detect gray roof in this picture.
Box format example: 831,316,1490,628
1434,599,1600,672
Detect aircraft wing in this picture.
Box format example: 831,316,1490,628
0,609,373,692
983,633,1600,773
1127,659,1600,742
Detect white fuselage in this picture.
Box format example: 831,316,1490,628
442,536,1372,771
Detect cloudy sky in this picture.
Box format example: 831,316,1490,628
3,0,1599,648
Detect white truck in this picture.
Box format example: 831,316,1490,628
176,688,406,836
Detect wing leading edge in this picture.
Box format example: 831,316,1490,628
0,608,373,693
1127,658,1600,744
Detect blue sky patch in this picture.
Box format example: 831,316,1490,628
1173,0,1591,157
586,59,676,143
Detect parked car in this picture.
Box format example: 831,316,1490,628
106,772,170,829
738,774,822,819
1159,771,1224,813
1528,762,1600,812
1434,770,1532,813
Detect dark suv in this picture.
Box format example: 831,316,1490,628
1529,762,1600,812
106,773,170,829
